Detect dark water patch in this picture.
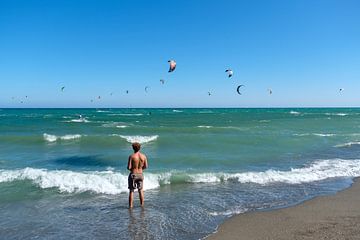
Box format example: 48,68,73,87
53,155,114,168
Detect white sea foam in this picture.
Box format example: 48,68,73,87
290,111,301,115
108,113,143,116
294,133,335,137
112,134,158,144
209,207,248,216
1,159,360,194
43,133,82,142
43,134,57,142
102,122,128,128
96,110,110,113
335,142,360,148
197,125,213,128
325,113,349,116
70,118,90,123
172,110,183,113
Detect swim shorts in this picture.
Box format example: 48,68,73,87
128,173,144,192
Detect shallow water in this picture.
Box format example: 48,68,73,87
1,108,360,239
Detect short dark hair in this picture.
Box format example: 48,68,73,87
132,142,141,152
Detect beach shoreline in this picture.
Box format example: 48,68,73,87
207,178,360,240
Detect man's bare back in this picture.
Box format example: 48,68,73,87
127,152,147,174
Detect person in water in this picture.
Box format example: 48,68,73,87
127,142,148,208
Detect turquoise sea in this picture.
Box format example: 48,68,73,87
1,108,360,239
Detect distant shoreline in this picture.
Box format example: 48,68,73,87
207,178,360,240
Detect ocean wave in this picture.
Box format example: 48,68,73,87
172,110,183,113
0,168,134,194
1,159,360,194
112,134,158,144
43,133,82,142
294,133,335,137
289,111,301,115
197,125,213,128
108,113,143,116
102,122,128,128
325,113,349,116
70,118,90,123
335,142,360,148
96,110,110,113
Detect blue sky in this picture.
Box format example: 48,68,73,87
0,0,359,108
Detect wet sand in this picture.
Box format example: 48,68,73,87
207,178,360,240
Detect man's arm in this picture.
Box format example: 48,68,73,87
127,156,132,171
142,155,148,170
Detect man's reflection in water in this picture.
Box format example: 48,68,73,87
128,208,150,240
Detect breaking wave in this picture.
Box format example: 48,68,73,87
335,142,360,148
43,133,82,142
294,133,335,137
1,159,360,194
112,134,158,144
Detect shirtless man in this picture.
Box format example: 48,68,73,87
127,142,148,208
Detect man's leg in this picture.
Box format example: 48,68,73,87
139,189,144,207
129,191,134,208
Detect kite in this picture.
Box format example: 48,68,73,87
225,69,233,78
236,85,244,95
61,86,65,92
168,60,176,72
145,86,150,93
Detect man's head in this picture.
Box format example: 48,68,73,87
132,142,141,152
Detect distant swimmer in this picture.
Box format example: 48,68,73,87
236,85,244,95
225,69,233,78
127,142,148,208
168,60,176,72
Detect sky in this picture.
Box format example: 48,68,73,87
0,0,359,108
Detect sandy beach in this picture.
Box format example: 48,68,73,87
207,178,360,240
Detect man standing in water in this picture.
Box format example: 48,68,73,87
127,142,148,208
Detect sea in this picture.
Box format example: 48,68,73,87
1,108,360,239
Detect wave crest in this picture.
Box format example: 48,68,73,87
43,133,82,142
112,134,158,144
1,159,359,194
